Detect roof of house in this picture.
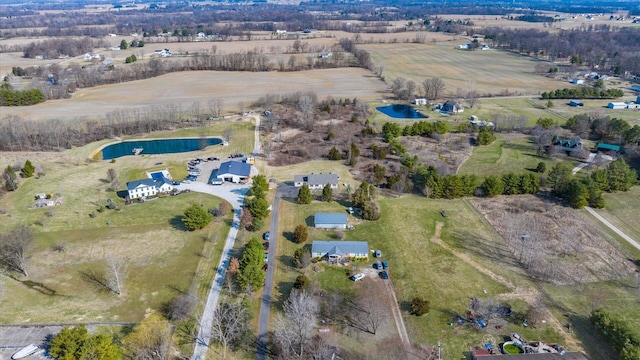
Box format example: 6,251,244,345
311,241,368,256
597,143,621,151
314,212,348,225
473,352,587,360
218,161,251,177
150,172,172,186
294,173,339,186
126,178,157,190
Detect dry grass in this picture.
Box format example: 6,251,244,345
363,42,572,97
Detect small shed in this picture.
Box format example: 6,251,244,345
569,100,584,107
414,98,427,105
314,212,348,229
571,78,584,85
596,143,621,153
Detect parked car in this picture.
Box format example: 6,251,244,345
263,241,269,251
373,261,383,269
350,273,365,281
172,181,180,186
379,270,389,279
382,260,389,269
264,253,269,263
263,231,270,241
374,250,381,258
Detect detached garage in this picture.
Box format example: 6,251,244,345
216,161,251,183
314,212,348,229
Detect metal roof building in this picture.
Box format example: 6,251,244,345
314,212,348,229
311,240,369,260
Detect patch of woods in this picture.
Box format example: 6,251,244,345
541,83,624,100
0,88,45,106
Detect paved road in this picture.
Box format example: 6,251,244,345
183,182,248,360
585,206,640,251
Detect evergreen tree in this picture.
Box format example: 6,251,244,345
293,274,310,290
296,184,312,204
3,166,18,191
247,196,269,220
605,158,637,192
501,173,521,195
481,175,504,196
21,159,35,178
563,179,588,209
250,175,268,198
182,204,213,230
293,224,308,244
321,183,333,202
349,142,360,166
547,163,573,194
361,200,381,220
237,238,265,290
476,127,496,145
535,162,546,173
120,39,128,49
327,146,342,160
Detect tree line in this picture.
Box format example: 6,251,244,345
591,308,640,360
0,88,45,106
541,87,624,100
565,114,640,145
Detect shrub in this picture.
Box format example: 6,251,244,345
182,204,213,230
293,274,310,290
294,224,308,244
410,297,431,316
535,162,546,173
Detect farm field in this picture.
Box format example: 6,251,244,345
363,42,570,97
2,69,388,121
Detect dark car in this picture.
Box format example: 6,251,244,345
382,260,389,269
172,181,180,186
263,241,269,251
379,270,389,279
373,261,382,269
263,231,270,241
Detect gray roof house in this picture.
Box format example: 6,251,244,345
441,100,464,114
294,173,339,189
314,212,348,229
216,161,251,183
311,240,369,260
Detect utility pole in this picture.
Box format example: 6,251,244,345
438,341,441,360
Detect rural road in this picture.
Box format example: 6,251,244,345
584,207,640,251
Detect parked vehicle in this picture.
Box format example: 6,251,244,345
264,253,269,263
350,273,365,281
373,261,383,269
263,231,270,241
263,241,269,251
12,344,39,359
382,260,389,269
379,270,389,279
374,250,381,258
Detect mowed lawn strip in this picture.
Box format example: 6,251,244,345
597,187,640,245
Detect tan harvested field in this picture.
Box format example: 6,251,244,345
437,13,640,31
3,69,388,121
363,42,570,97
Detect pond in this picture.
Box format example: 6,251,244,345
100,138,222,160
376,104,427,119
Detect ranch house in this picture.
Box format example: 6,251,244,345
311,240,369,261
294,173,339,189
314,212,348,229
216,161,251,183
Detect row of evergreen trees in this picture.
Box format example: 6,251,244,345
541,87,623,100
0,88,45,106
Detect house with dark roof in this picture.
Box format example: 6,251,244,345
311,240,369,260
216,161,251,183
441,100,464,114
552,136,583,153
314,212,348,229
294,173,340,189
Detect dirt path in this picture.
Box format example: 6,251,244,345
585,207,640,251
430,222,583,352
384,278,411,346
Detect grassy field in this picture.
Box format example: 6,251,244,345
457,134,574,177
597,187,640,245
363,42,570,97
271,194,577,357
255,159,358,187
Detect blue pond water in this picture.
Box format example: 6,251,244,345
101,138,222,160
376,104,427,119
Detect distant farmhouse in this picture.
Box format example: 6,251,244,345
552,136,583,154
440,100,464,114
294,173,339,190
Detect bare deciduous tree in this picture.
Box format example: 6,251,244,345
107,168,117,182
274,290,319,359
210,302,248,359
422,77,446,101
345,278,386,335
0,224,33,276
168,289,198,321
208,98,224,118
222,127,233,142
106,255,127,296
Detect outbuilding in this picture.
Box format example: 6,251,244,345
607,102,627,109
314,212,348,229
569,100,584,107
216,161,251,183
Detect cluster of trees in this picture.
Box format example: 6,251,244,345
547,159,637,209
484,26,640,76
3,165,19,191
418,167,479,199
351,182,380,220
242,175,270,230
124,54,138,63
49,325,120,359
237,237,265,292
565,114,640,145
382,120,449,142
481,173,541,196
22,37,109,58
541,86,623,100
0,88,45,106
591,309,640,360
476,127,496,145
0,104,188,151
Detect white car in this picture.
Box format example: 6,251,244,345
350,273,365,281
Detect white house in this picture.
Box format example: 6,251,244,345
216,161,251,183
319,52,333,59
126,174,174,199
84,52,100,61
414,98,427,105
294,173,339,189
314,213,348,229
110,46,121,51
154,48,171,57
311,240,369,260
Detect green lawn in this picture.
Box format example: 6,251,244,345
596,187,640,245
458,135,565,177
